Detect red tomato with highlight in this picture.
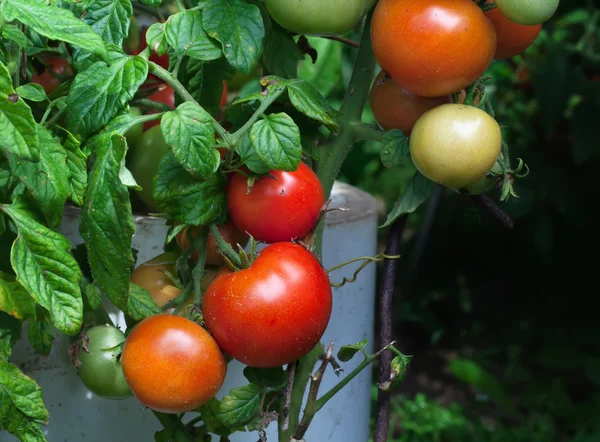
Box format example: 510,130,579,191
485,2,541,59
202,242,332,368
143,84,175,131
371,0,496,97
121,314,226,413
31,57,72,95
227,162,325,243
370,71,452,134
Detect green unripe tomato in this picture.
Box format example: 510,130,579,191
127,125,170,211
463,161,502,195
495,0,560,26
125,107,143,148
264,0,371,36
76,325,132,399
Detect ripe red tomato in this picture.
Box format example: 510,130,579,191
175,221,248,266
31,57,72,95
121,314,226,413
227,162,325,243
202,242,332,368
485,2,541,59
370,71,452,134
143,84,175,131
371,0,496,97
220,82,228,108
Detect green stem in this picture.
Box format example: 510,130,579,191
116,113,164,135
153,412,193,442
176,0,186,11
132,98,174,112
148,61,231,144
44,105,67,127
39,101,55,125
352,122,386,142
209,224,243,268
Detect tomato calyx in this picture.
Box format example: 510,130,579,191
68,326,125,368
477,0,497,13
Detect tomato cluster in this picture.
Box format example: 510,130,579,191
369,0,554,191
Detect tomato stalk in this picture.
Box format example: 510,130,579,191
352,122,387,142
208,223,244,269
326,253,401,288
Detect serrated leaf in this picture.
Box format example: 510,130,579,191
161,102,220,178
286,79,340,134
80,134,135,314
66,55,148,138
146,22,167,56
165,11,222,61
235,132,270,175
250,113,301,171
0,312,22,361
0,277,37,321
2,25,28,49
83,0,132,46
16,84,47,102
3,198,83,335
0,361,49,424
6,126,71,227
28,312,54,357
217,384,261,427
153,151,226,225
202,0,264,75
337,340,368,362
0,62,39,161
243,367,286,390
83,283,102,311
61,128,88,206
381,172,437,228
127,283,161,321
198,398,232,437
1,0,107,60
380,130,410,168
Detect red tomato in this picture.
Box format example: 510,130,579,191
220,82,228,108
143,84,175,131
485,2,541,59
175,221,249,266
202,242,332,368
31,57,72,95
121,314,226,413
227,163,325,243
371,0,496,97
370,71,452,134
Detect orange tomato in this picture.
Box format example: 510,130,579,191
371,0,496,97
121,314,226,413
369,71,452,134
485,2,541,59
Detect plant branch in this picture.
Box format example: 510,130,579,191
374,215,409,442
352,122,386,142
462,191,515,229
321,35,360,48
281,361,297,431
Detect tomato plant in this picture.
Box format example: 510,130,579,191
370,71,452,134
75,325,132,399
203,242,332,368
227,162,325,243
371,0,496,97
175,221,248,266
121,314,226,413
130,252,178,299
495,0,560,26
485,3,542,59
30,57,72,95
410,104,502,189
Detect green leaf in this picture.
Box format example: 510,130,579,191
0,312,22,361
0,277,37,321
28,312,54,357
243,367,286,390
202,0,264,75
198,398,232,437
381,172,437,228
153,151,226,225
1,0,107,60
337,340,368,362
217,384,261,427
61,128,88,206
3,198,83,335
6,126,71,227
146,22,167,56
286,79,340,134
250,113,301,171
0,62,39,161
127,283,161,321
0,361,49,436
380,130,410,168
141,0,162,6
83,0,132,46
83,283,102,311
16,84,47,102
2,25,28,49
165,11,222,61
450,358,517,414
65,55,148,138
235,132,270,175
161,102,220,178
262,22,302,80
80,134,135,314
298,36,342,97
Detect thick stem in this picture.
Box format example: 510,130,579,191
209,224,243,268
352,122,386,142
374,215,409,442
